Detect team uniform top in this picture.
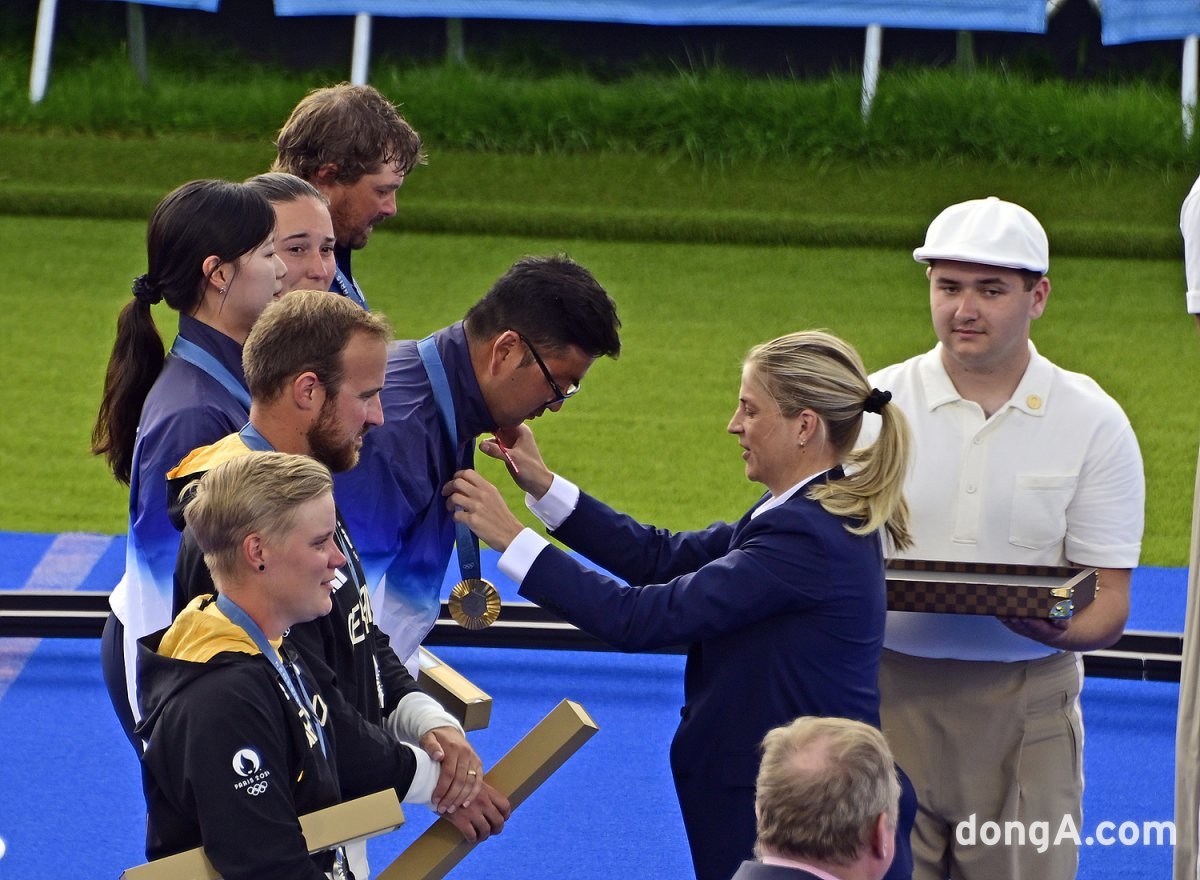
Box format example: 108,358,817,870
109,316,250,711
135,596,347,880
332,246,368,310
167,431,435,801
334,322,494,662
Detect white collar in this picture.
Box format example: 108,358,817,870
750,469,829,520
918,341,1052,418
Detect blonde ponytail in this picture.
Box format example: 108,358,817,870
745,331,911,549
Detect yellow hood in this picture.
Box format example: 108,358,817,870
159,595,282,664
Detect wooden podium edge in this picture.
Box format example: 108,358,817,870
417,646,494,731
120,789,405,880
377,699,599,880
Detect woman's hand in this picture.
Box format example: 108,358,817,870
479,424,554,500
443,469,526,552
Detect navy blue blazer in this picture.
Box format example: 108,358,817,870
518,468,909,880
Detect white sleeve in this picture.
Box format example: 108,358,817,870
1181,174,1200,313
385,690,464,744
526,474,579,529
399,743,441,805
498,528,552,584
1064,418,1145,569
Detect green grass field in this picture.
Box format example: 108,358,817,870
6,211,1194,564
3,34,1198,566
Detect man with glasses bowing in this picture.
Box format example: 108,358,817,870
334,254,622,666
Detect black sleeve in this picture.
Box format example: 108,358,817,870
372,623,421,717
283,634,420,801
173,525,216,617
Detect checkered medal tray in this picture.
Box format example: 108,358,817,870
885,559,1098,619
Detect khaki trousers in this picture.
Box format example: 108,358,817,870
880,648,1083,880
1174,445,1200,880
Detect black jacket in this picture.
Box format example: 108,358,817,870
135,597,343,880
167,433,423,800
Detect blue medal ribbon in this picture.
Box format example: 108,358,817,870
238,422,273,452
215,593,329,758
169,337,251,411
333,267,369,311
417,335,483,582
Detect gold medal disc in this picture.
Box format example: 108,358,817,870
448,578,502,630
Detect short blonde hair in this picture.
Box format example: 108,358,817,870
183,452,333,584
745,330,911,549
755,716,900,864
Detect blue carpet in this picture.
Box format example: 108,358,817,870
0,531,1185,878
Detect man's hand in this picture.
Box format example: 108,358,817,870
442,782,512,842
998,567,1130,653
420,726,483,814
998,615,1070,648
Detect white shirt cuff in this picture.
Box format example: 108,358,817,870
1187,290,1200,314
526,473,579,529
498,528,551,584
401,743,440,805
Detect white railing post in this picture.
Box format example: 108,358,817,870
127,3,149,86
446,18,465,64
1183,35,1198,144
30,0,60,103
351,13,373,85
861,24,883,122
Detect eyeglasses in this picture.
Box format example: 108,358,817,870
517,333,580,405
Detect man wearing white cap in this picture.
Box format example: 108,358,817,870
862,197,1144,880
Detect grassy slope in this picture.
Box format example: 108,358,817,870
2,132,1192,255
7,213,1193,565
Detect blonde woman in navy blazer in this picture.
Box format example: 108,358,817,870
445,330,917,880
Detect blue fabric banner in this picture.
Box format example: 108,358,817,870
1101,0,1200,45
273,0,1046,33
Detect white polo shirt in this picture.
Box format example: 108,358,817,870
864,343,1144,661
1182,173,1200,313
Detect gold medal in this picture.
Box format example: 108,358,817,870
448,578,502,630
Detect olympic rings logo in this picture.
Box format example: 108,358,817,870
245,782,269,797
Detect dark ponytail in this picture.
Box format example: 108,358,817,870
92,180,274,483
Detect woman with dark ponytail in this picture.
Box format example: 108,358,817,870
95,179,285,752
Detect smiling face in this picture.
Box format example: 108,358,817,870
929,260,1048,378
261,492,345,629
727,366,806,495
306,331,387,473
323,162,404,250
273,196,336,293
